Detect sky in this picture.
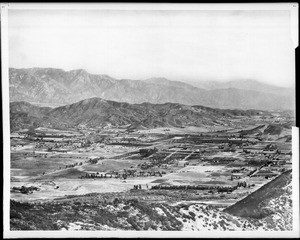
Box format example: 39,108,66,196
8,8,296,87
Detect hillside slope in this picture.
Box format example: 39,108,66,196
10,98,265,131
224,170,292,219
10,190,292,231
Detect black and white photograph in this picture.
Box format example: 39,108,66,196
2,3,299,238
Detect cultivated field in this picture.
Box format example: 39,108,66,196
10,111,294,230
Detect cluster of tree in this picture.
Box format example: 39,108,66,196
133,184,142,190
80,173,114,179
216,185,238,193
237,181,247,188
211,157,236,164
88,159,98,164
31,152,48,158
247,160,268,167
231,167,246,173
263,154,280,160
12,186,40,194
139,147,158,157
134,170,165,177
140,162,154,170
65,162,82,168
265,143,278,151
88,157,104,164
80,172,129,179
80,169,167,180
127,169,167,177
151,184,238,193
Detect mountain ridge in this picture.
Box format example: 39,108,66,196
10,97,268,131
9,68,294,110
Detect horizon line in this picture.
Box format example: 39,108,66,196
8,66,294,88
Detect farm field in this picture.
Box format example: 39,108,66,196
9,110,294,231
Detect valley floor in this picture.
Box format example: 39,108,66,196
9,112,294,231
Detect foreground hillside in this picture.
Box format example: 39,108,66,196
10,191,292,231
9,199,248,231
224,170,292,220
10,98,267,131
9,68,294,110
9,196,290,231
10,170,293,231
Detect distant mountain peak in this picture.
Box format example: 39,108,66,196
80,97,107,103
144,77,197,90
9,67,294,111
146,77,169,81
69,68,86,72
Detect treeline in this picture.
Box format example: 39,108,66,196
65,162,83,169
11,186,40,194
150,183,250,193
79,170,167,179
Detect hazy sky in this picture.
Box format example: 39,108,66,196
8,9,295,87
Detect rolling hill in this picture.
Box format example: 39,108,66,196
9,68,294,110
10,98,265,131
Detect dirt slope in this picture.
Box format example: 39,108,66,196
224,170,292,219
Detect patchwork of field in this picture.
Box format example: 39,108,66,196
9,111,294,231
11,122,292,202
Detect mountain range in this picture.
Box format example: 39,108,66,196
10,98,266,131
9,68,294,110
186,79,294,95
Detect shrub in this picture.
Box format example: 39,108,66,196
116,211,128,218
127,216,140,230
189,211,196,219
150,223,158,230
144,221,151,230
123,205,130,211
113,198,121,205
10,210,22,219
